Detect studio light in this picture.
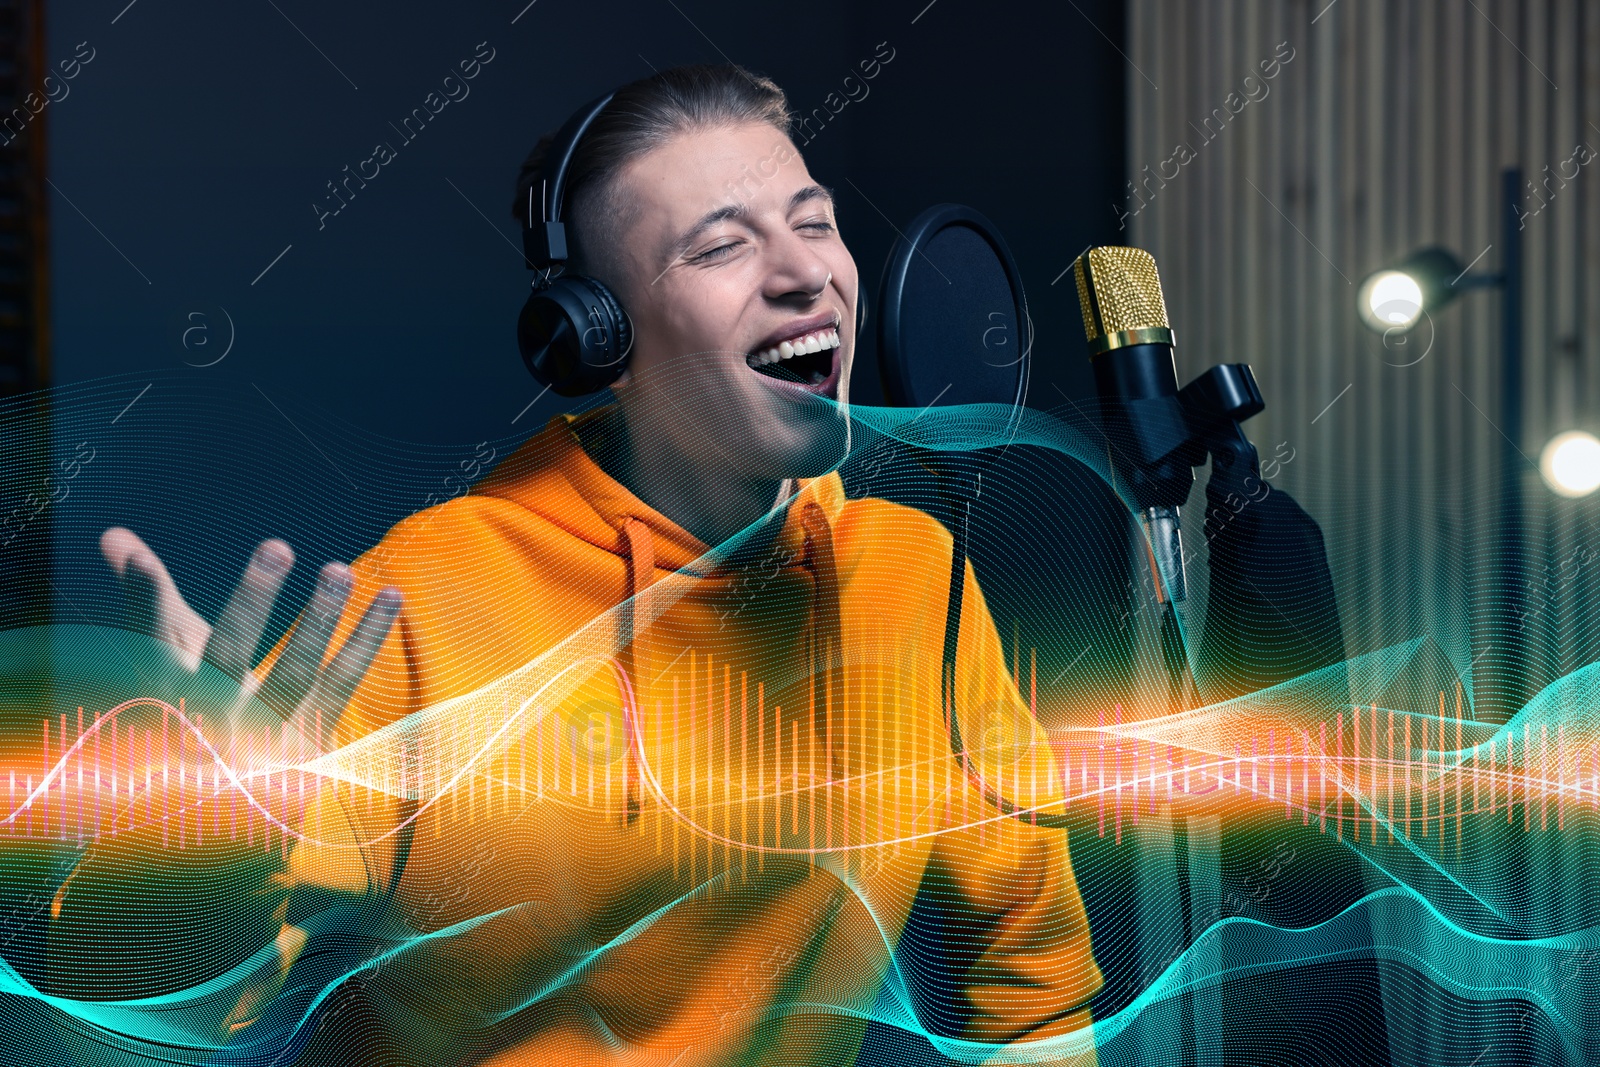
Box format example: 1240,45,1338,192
1355,246,1471,334
1358,270,1424,330
1540,431,1600,498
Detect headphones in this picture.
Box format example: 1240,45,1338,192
518,92,634,397
517,90,866,398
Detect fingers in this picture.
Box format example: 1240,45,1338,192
104,530,401,735
314,585,403,742
258,562,354,716
100,527,213,667
101,527,161,636
99,526,146,576
205,539,295,680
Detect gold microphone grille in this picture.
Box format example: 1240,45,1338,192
1072,246,1175,355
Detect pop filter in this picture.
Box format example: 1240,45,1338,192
876,203,1031,431
871,204,1072,830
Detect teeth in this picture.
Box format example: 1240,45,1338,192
746,326,841,368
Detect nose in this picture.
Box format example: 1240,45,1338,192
761,227,834,304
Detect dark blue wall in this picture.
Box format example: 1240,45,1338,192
44,0,1129,630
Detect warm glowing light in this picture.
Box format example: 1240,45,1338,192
1358,270,1425,332
1541,431,1600,498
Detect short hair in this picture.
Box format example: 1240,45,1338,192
511,64,794,290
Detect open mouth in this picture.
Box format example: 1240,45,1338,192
745,327,841,387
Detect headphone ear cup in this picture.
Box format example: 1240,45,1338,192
517,275,634,397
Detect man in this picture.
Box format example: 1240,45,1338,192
84,65,1102,1065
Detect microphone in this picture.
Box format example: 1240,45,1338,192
1071,246,1202,605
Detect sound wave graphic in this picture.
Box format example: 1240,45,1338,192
7,637,1597,868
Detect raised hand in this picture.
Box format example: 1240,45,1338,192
100,527,401,742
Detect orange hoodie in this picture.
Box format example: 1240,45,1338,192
256,406,1102,1065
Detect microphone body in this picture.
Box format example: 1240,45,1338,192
1072,247,1202,603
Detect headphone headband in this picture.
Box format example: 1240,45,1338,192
522,91,617,272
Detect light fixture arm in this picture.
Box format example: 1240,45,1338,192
1451,271,1505,292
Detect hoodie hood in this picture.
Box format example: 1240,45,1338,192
472,405,848,575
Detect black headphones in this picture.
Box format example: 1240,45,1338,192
517,90,866,398
517,92,635,397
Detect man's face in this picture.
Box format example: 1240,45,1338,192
607,121,858,480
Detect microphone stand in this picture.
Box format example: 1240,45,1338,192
1132,363,1267,712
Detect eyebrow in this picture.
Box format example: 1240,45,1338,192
664,183,836,266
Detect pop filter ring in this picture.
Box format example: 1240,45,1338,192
876,202,1032,435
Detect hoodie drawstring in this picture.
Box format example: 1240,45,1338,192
798,502,847,785
619,518,654,827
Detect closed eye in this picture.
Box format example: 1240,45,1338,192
691,220,833,262
691,240,743,262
